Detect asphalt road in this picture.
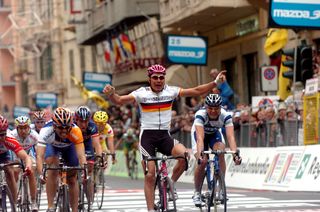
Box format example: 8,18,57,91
37,175,320,211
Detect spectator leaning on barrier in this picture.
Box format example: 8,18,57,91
210,68,235,110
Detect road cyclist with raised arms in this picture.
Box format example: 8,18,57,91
103,64,227,212
36,107,87,212
10,115,40,211
191,93,242,207
0,115,33,208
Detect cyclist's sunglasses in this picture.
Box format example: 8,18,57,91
151,75,165,81
0,131,6,137
55,125,72,131
35,120,46,124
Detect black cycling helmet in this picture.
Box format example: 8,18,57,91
75,106,91,121
205,94,222,107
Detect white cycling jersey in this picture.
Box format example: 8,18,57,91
191,107,233,134
130,85,181,130
10,128,39,151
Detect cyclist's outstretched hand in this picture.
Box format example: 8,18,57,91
103,84,115,96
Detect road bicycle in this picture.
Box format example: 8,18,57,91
200,150,239,212
36,172,43,210
42,162,87,212
146,151,188,212
16,162,32,212
128,148,138,180
0,161,23,212
92,152,114,210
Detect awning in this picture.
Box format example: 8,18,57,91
112,68,148,88
165,65,198,89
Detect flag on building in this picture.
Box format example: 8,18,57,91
116,36,128,59
103,41,111,62
112,38,122,64
120,33,136,56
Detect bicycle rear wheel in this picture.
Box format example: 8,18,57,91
209,172,227,212
94,167,105,210
1,185,16,212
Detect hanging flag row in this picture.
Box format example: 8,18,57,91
103,33,136,65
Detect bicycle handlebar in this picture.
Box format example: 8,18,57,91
42,163,88,182
146,151,189,171
0,161,24,170
202,149,240,155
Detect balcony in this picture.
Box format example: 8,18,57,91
76,0,159,45
160,0,256,33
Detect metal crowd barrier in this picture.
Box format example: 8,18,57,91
172,119,306,148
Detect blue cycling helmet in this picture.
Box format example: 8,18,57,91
205,94,222,107
75,106,91,121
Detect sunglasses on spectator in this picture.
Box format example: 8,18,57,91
151,76,165,81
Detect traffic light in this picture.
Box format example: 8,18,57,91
281,47,301,82
299,45,313,85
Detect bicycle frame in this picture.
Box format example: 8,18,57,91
201,149,237,212
146,152,188,212
42,163,87,212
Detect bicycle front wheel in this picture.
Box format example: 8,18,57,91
157,177,176,212
129,156,138,180
57,185,70,212
94,167,105,210
17,177,30,212
209,172,227,212
1,185,16,212
36,178,43,210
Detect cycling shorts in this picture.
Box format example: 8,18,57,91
0,151,13,163
123,142,137,155
191,129,225,154
140,130,174,158
84,140,94,162
45,143,79,166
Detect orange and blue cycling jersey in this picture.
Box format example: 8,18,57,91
38,121,83,148
38,121,84,166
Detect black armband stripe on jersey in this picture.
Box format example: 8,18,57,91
195,115,205,123
224,115,233,125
